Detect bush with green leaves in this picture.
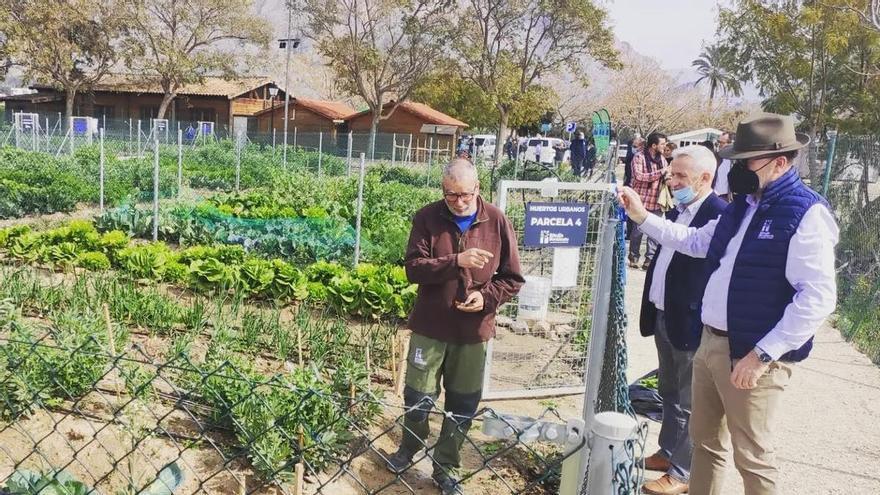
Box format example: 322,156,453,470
0,220,416,320
0,311,109,419
191,348,379,477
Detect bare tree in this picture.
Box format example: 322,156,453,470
298,0,453,156
597,56,701,136
0,0,121,125
119,0,271,120
454,0,620,161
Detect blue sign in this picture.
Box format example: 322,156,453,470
524,202,591,247
72,118,88,135
566,122,577,133
540,123,551,133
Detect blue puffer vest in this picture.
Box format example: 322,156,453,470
704,167,828,362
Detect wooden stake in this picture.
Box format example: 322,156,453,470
293,462,305,495
395,332,408,398
364,331,371,378
297,324,303,368
349,382,356,408
389,334,397,384
103,303,115,354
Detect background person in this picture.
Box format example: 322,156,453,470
713,132,734,201
628,132,669,270
570,131,588,176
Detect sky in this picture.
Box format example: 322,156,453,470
605,0,725,71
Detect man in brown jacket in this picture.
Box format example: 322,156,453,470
385,158,524,494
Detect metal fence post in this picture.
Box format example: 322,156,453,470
353,153,366,267
272,128,276,153
570,213,619,490
346,131,353,176
391,133,396,165
137,120,143,158
318,131,323,176
293,127,297,151
177,128,183,198
45,117,49,153
408,133,413,165
99,128,105,213
821,130,838,197
152,134,160,242
235,133,242,192
69,117,75,156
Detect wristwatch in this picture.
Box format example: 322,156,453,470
754,346,773,364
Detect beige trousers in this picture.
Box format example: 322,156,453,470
689,327,792,495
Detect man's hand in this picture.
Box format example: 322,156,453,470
457,248,494,269
617,186,649,224
455,291,484,312
730,351,770,390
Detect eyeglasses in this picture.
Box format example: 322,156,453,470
443,190,477,201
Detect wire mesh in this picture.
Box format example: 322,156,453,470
821,135,880,363
485,182,615,398
0,266,582,495
1,114,450,167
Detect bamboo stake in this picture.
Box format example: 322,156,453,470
389,334,398,384
103,303,115,354
349,382,356,409
293,463,305,495
364,330,371,378
297,324,303,368
395,332,408,397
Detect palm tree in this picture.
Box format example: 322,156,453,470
692,44,743,106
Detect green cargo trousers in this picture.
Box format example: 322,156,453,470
400,333,488,475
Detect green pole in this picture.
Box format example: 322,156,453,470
821,130,838,197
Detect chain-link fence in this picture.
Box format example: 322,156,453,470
0,115,454,166
817,134,880,364
0,266,587,495
0,130,648,494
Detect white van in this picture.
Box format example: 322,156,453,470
471,134,497,159
524,137,569,165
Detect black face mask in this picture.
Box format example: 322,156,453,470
728,158,775,195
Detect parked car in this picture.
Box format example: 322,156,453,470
524,137,569,165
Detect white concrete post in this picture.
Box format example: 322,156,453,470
99,128,105,212
353,153,366,267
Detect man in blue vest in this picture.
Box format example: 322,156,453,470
639,145,728,495
618,113,838,495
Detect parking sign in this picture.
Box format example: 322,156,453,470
566,122,577,133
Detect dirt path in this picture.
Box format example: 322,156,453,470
623,267,880,494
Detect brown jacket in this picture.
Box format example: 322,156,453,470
404,196,524,343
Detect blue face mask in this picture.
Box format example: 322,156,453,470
673,186,697,205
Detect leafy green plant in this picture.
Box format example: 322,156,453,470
76,251,111,271
117,243,173,280
3,469,97,495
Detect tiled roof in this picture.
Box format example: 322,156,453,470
31,74,273,99
253,97,356,120
348,100,468,127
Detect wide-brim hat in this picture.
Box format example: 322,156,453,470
719,112,810,160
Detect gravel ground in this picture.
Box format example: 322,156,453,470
623,266,880,494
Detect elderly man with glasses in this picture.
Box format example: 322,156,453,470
385,158,524,494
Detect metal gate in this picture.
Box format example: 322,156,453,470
482,179,617,399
